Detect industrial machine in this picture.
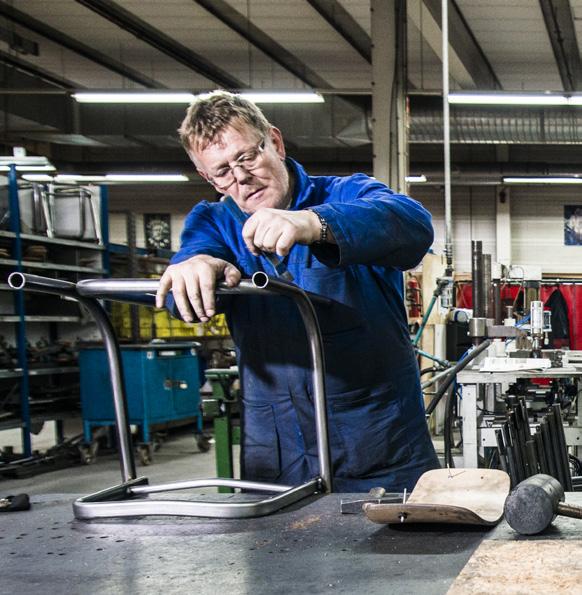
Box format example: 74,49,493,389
426,240,582,491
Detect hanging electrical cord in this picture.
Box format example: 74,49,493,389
425,339,492,416
443,382,457,468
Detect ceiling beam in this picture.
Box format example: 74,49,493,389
0,49,81,89
194,0,333,89
0,24,38,56
0,0,165,89
305,0,371,63
539,0,582,91
75,0,246,89
413,0,501,89
0,67,73,132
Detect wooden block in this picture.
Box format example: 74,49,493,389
449,540,582,594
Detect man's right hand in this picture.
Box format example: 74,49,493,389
155,255,241,322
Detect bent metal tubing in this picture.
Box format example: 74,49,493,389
8,271,332,520
8,272,137,482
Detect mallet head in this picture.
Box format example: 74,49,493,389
504,474,564,535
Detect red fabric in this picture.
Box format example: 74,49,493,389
455,283,582,350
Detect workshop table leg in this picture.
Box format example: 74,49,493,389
461,384,479,467
214,415,234,493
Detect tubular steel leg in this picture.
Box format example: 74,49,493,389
8,272,136,481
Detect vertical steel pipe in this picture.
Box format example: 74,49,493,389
442,0,453,274
471,240,484,318
493,279,502,324
251,272,332,492
482,254,492,319
550,404,572,491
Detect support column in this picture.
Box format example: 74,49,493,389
371,0,408,192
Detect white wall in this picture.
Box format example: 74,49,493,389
414,184,582,275
510,186,582,274
412,186,497,273
106,182,216,251
105,182,582,276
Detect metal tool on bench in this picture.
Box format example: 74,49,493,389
340,487,404,514
363,468,510,526
8,271,332,520
504,474,582,535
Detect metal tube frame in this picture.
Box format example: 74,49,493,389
8,271,332,520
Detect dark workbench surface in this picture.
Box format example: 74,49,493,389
2,491,581,594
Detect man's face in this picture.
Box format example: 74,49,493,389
189,122,291,214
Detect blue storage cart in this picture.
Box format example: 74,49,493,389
79,342,205,464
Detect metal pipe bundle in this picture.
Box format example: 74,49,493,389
496,396,572,490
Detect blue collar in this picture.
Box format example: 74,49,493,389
287,158,315,210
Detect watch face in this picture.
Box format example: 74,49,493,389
145,214,171,250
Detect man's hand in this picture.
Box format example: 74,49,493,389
155,255,241,322
242,208,321,257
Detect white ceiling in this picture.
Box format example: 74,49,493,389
2,0,573,92
456,0,562,90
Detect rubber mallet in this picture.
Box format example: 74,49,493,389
504,474,582,535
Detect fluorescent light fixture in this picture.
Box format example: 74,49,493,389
21,174,54,182
449,93,569,106
105,174,188,182
72,91,324,104
56,175,106,183
0,165,56,172
405,175,427,183
239,91,324,104
0,156,52,166
22,174,106,183
503,176,582,184
22,173,189,183
73,92,196,104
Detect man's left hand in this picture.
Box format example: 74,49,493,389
242,208,321,256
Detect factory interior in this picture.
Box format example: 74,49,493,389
4,0,582,593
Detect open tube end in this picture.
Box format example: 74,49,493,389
8,272,25,290
252,271,269,289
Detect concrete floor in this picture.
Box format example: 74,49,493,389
0,422,239,497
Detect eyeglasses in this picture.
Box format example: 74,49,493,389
205,139,266,189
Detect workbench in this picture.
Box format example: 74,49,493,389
3,492,582,594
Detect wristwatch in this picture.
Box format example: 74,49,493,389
309,209,329,243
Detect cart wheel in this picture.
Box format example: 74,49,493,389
195,433,211,453
138,444,153,466
79,442,98,465
153,431,167,452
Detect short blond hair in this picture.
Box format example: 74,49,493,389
178,91,272,153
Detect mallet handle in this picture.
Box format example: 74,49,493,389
557,502,582,519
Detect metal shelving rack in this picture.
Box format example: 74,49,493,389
1,163,109,456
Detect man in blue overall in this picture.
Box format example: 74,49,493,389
156,91,439,492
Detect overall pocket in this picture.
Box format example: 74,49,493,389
241,401,281,481
300,267,363,336
329,384,412,477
